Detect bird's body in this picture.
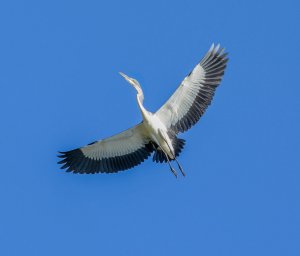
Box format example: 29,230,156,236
143,113,175,159
58,44,228,177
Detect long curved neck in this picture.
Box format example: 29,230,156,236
135,86,148,120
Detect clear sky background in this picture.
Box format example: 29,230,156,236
0,0,299,255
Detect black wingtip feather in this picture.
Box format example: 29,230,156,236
58,142,154,174
170,45,228,134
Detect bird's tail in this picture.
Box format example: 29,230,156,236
152,137,185,163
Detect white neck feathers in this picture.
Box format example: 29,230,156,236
134,85,147,119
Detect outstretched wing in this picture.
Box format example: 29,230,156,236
58,123,154,174
155,44,228,134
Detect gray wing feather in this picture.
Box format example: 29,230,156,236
58,123,154,174
155,44,228,134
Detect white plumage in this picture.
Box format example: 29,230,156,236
58,44,228,177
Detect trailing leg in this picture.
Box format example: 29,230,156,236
174,158,186,176
161,134,186,177
159,147,178,178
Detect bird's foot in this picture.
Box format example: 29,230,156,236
170,167,178,178
174,158,186,177
178,165,186,177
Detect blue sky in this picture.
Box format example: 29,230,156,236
0,0,299,255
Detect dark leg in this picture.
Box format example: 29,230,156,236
160,135,186,177
160,148,177,178
174,158,186,177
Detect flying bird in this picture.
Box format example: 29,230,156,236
58,44,228,177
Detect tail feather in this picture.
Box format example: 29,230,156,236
153,137,186,163
174,137,185,157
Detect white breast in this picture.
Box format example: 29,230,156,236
143,112,174,157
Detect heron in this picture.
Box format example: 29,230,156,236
58,44,228,177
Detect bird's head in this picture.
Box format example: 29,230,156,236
119,72,142,92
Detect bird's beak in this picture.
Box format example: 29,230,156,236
119,72,131,83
